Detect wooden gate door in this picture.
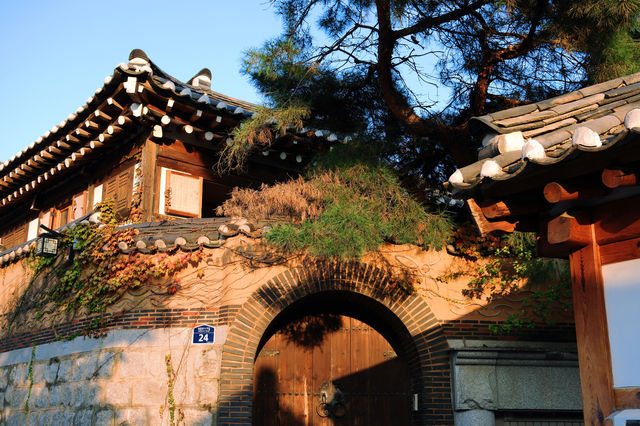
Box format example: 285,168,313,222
253,314,411,426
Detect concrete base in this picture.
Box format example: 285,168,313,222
454,409,496,426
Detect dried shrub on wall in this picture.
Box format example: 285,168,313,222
216,177,324,223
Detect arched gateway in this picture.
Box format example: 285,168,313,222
217,261,453,425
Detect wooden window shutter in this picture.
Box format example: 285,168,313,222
103,167,134,218
3,224,28,249
116,168,134,215
165,170,202,217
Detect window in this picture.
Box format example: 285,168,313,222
164,170,202,217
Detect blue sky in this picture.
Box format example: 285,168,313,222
0,1,283,162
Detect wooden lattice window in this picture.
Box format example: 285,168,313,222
165,170,202,218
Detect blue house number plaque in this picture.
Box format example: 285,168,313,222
192,324,215,344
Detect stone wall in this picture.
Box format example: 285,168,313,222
0,327,227,426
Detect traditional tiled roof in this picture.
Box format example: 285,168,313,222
118,217,267,254
0,216,268,266
0,49,350,212
447,73,640,196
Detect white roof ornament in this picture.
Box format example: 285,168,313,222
522,139,546,161
179,88,192,97
572,126,602,148
624,108,640,130
496,131,524,153
197,94,211,104
482,133,499,147
190,68,212,89
129,49,150,66
216,101,227,110
162,80,176,91
448,169,464,185
480,160,503,178
233,107,244,114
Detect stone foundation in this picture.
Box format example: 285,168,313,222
0,327,227,426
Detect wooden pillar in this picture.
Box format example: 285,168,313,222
140,139,158,222
568,223,616,425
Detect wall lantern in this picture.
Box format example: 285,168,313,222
35,225,63,257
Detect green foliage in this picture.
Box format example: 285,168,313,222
24,344,35,412
264,147,453,260
219,102,310,172
458,231,572,333
24,201,204,332
164,354,177,426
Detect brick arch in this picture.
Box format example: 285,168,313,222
217,261,453,425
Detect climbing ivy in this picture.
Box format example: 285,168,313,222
448,224,572,333
21,200,204,335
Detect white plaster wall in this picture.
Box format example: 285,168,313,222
602,259,640,387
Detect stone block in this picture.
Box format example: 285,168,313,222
0,366,9,389
9,364,26,386
57,358,73,382
32,384,49,408
173,375,198,405
183,408,214,426
37,412,51,426
199,380,219,406
4,385,13,404
94,352,116,378
454,364,497,410
49,385,62,407
60,383,73,407
141,351,166,380
118,352,147,378
72,354,97,381
44,360,60,384
31,362,45,383
25,411,39,426
115,408,147,425
103,381,131,406
196,348,220,378
11,387,26,409
454,409,496,426
50,410,75,425
7,411,25,426
71,383,86,408
495,365,582,410
132,379,166,405
86,385,101,405
95,409,114,426
74,408,93,426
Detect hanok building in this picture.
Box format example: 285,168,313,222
448,72,640,425
0,49,584,426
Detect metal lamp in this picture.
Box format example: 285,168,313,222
35,225,62,257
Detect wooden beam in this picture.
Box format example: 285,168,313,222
547,213,592,248
467,198,517,236
614,388,640,410
543,181,608,203
140,138,158,222
594,195,640,245
569,233,616,425
479,196,546,219
601,168,639,189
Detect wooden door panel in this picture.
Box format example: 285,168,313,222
253,315,411,426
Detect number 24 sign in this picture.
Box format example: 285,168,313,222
192,324,215,344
